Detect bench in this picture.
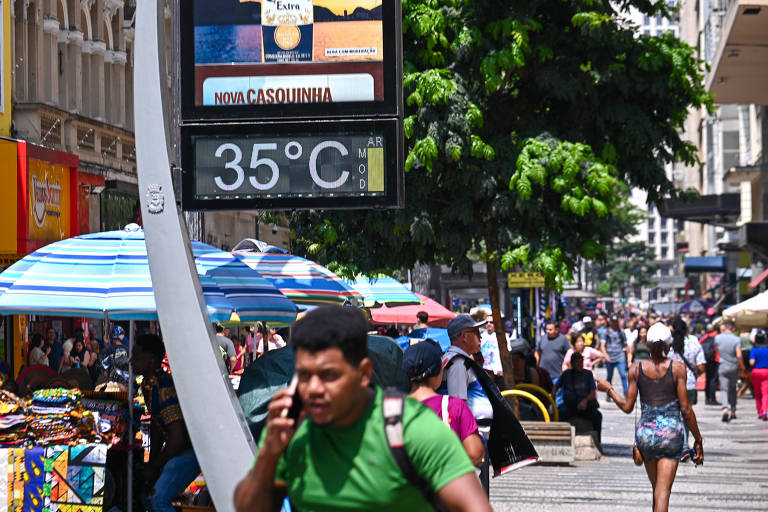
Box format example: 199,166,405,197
520,421,574,463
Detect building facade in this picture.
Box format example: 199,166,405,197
673,0,768,302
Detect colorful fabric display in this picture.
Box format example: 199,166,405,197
0,444,107,512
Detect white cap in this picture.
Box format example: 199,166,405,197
582,316,592,323
647,322,672,345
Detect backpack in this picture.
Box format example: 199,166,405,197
442,353,539,475
382,388,448,511
700,335,716,362
220,346,231,373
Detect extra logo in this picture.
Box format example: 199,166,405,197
31,176,62,228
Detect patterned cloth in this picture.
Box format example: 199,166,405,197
141,369,183,435
668,335,706,390
635,400,684,461
0,443,106,512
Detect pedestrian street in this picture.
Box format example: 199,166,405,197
490,367,768,511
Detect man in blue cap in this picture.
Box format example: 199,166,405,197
440,313,492,493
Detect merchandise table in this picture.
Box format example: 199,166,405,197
0,442,108,512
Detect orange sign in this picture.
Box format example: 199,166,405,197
27,159,71,243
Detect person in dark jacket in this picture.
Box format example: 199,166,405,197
554,353,602,443
699,325,720,405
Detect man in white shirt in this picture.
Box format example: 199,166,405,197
480,315,503,376
623,319,638,362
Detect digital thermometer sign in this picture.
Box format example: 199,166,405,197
181,119,400,210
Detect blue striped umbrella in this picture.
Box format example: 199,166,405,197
0,227,297,323
235,251,363,308
348,276,421,307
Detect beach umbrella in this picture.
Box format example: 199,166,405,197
679,299,714,313
369,293,455,327
234,251,362,308
233,238,289,254
723,291,768,328
0,226,297,324
347,276,421,307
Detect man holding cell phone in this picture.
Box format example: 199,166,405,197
234,305,490,512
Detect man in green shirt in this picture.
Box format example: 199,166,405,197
234,305,490,512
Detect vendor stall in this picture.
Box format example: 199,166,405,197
0,388,130,511
0,226,297,511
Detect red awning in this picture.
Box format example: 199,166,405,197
749,267,768,289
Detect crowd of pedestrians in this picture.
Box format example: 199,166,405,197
226,302,768,511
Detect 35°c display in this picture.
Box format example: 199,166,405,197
192,132,386,200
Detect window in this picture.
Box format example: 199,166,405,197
661,232,668,244
644,15,650,25
649,233,656,244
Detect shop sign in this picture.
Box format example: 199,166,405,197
507,272,545,288
27,159,71,242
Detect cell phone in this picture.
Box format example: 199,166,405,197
689,447,703,466
281,374,303,422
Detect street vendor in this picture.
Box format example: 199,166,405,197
130,333,200,512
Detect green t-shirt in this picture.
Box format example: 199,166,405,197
258,387,474,511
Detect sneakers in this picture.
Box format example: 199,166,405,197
759,413,767,421
721,408,730,422
680,450,691,463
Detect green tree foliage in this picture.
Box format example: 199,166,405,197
595,241,660,296
287,0,711,296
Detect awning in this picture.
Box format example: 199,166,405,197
561,289,598,298
749,267,768,288
658,193,740,227
684,256,728,273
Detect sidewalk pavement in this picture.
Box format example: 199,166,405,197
490,366,768,511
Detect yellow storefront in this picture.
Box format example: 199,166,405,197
0,139,82,377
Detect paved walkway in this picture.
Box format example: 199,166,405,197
490,368,768,511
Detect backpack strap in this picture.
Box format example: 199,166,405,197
382,388,446,511
440,395,450,427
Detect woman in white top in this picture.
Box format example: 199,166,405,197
28,333,50,367
256,327,286,356
563,333,604,372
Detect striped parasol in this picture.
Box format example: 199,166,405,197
234,251,362,308
348,275,421,307
0,226,297,324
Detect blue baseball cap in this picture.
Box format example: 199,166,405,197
402,339,443,381
447,314,486,340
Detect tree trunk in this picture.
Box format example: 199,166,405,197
484,235,516,391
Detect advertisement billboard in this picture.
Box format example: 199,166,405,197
27,159,72,243
180,0,400,120
181,118,399,210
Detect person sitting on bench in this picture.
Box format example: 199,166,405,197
553,352,602,444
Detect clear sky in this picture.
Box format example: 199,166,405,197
240,1,382,16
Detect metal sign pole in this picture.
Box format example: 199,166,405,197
134,1,256,510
